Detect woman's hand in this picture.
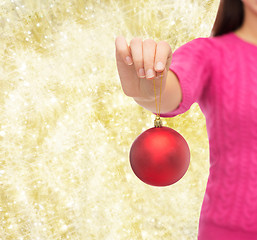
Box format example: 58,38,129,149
115,36,173,101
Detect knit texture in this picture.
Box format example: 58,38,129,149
153,32,257,239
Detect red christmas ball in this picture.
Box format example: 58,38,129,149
129,126,190,187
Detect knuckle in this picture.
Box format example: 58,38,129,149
158,40,168,45
158,40,172,53
115,36,125,47
143,38,156,45
115,36,122,43
130,37,142,45
115,36,120,45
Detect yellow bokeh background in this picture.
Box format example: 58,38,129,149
0,0,219,239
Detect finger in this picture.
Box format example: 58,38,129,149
115,36,133,66
154,41,172,78
130,37,145,78
143,39,157,80
156,68,167,80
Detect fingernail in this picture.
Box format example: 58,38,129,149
126,56,133,65
156,62,164,71
138,68,145,78
146,69,155,78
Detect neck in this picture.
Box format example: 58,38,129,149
234,3,257,45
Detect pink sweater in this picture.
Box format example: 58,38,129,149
153,32,257,239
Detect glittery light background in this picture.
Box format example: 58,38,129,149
0,0,219,239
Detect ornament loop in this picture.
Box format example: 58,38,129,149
153,73,163,127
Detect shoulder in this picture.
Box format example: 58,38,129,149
178,32,234,52
174,32,236,63
202,32,236,53
173,36,216,58
172,36,216,64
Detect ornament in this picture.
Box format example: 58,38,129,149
129,74,190,187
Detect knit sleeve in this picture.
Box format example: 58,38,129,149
152,37,213,118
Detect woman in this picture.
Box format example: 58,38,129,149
115,0,257,239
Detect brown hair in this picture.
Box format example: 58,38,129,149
211,0,244,37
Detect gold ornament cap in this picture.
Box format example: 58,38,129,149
154,116,163,127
